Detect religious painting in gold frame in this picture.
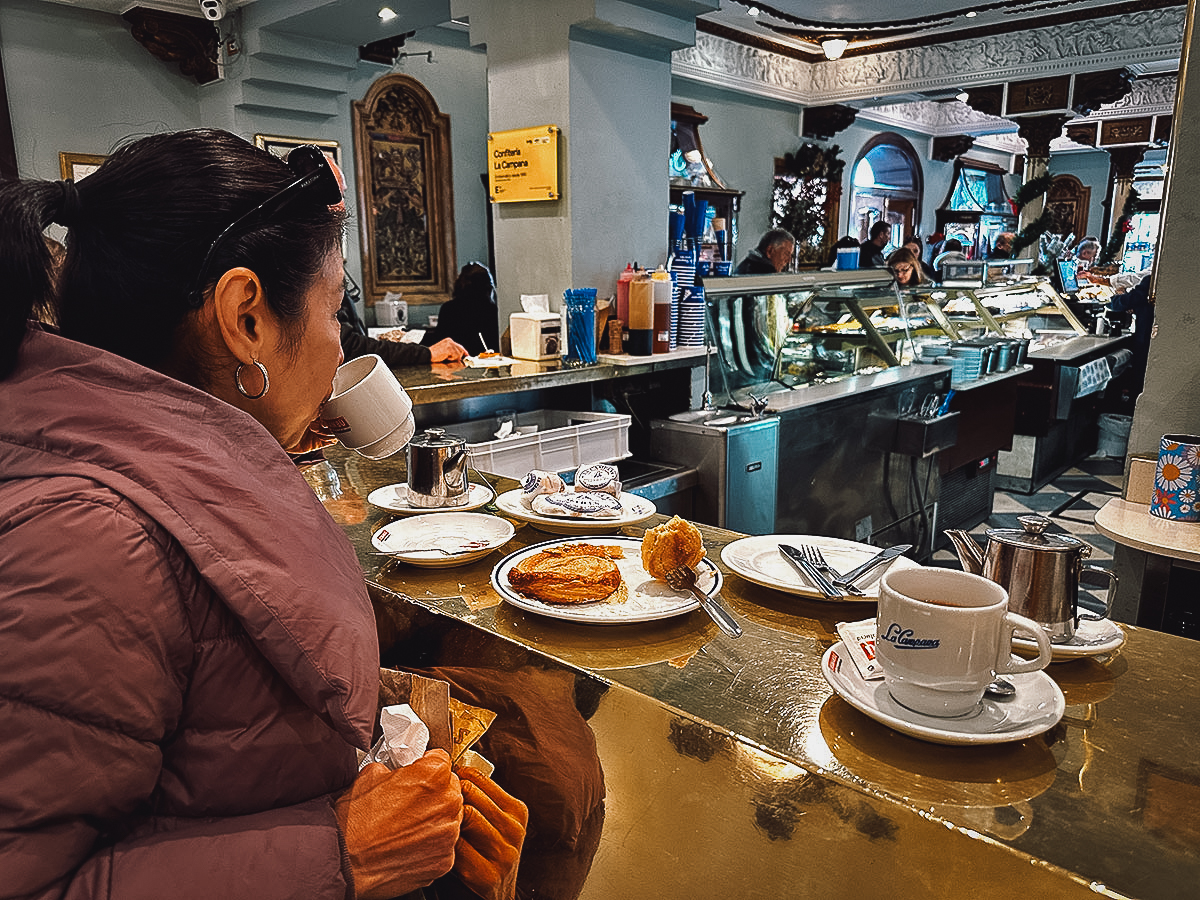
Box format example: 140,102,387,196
352,73,456,309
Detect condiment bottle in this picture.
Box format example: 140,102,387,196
627,277,654,356
651,266,672,353
616,263,636,351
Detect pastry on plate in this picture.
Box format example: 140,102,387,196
574,462,621,497
520,470,566,508
641,515,705,579
531,490,623,518
508,543,624,603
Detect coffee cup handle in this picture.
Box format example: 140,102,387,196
997,612,1053,674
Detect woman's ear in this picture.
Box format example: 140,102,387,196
211,267,269,363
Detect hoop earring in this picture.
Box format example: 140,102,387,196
235,360,270,400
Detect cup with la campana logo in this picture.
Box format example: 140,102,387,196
318,354,415,460
875,568,1053,718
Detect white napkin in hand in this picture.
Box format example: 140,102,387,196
360,703,430,770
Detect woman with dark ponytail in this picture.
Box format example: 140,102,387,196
0,129,525,899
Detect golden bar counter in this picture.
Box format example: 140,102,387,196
310,447,1200,899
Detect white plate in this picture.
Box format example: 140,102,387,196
1013,616,1126,661
367,481,494,515
372,512,514,568
494,488,656,535
821,641,1065,746
720,534,921,602
492,535,722,624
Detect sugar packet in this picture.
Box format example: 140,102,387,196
836,618,884,681
360,703,430,770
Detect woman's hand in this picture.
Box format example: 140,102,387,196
429,338,469,363
452,765,529,900
334,753,464,900
286,416,339,456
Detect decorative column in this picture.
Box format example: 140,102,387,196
1106,145,1147,237
460,0,717,323
1015,114,1071,238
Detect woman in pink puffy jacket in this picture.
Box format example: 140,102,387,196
0,129,525,900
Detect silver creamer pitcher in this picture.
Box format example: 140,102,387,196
945,515,1117,643
406,428,469,508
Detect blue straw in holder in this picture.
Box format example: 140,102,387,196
563,288,598,366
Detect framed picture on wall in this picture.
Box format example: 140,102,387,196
351,73,456,309
59,152,107,181
253,134,341,167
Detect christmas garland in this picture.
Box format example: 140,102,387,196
1011,173,1053,211
1098,188,1140,266
779,143,845,181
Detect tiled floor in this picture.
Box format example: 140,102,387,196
930,454,1125,606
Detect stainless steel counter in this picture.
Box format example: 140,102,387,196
312,446,1200,900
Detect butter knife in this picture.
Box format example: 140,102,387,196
832,544,912,590
778,544,842,600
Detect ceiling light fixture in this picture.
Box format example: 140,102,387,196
378,7,397,22
821,38,848,61
965,10,978,17
747,6,761,15
956,90,970,102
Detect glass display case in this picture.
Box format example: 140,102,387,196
700,269,1089,402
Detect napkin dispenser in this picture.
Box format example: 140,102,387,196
511,311,562,360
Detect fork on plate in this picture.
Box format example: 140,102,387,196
799,544,866,597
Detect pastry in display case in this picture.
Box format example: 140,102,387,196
701,268,1088,399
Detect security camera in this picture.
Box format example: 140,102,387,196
199,0,226,21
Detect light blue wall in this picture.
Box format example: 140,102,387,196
671,78,801,262
0,1,491,296
1050,149,1112,238
2,0,200,181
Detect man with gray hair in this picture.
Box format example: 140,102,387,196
736,228,796,274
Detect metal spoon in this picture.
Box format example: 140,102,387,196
986,678,1016,699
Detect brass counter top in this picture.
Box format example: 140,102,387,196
312,446,1200,899
390,347,707,405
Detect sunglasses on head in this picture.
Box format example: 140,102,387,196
188,144,343,307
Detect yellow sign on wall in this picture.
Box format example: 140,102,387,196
487,125,559,203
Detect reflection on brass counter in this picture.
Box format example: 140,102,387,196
389,348,708,406
318,445,1200,899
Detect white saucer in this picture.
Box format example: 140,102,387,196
821,641,1065,746
367,481,494,515
1013,616,1126,661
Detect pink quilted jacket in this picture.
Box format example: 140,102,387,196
0,330,379,899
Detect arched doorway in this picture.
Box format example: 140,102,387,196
850,134,923,254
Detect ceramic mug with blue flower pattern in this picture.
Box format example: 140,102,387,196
1150,434,1200,522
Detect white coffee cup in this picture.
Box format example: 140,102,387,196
318,354,415,459
876,567,1053,718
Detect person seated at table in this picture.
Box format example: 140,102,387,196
0,128,526,899
886,247,926,287
422,261,501,357
339,280,468,365
736,228,796,274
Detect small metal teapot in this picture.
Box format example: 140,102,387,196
406,428,469,508
945,515,1117,643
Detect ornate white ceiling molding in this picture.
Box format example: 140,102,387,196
857,99,1016,138
673,7,1183,108
1079,73,1177,120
